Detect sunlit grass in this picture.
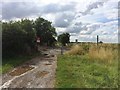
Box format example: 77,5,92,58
56,43,118,88
65,44,85,55
88,46,117,64
56,55,118,88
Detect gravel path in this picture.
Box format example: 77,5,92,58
1,48,61,88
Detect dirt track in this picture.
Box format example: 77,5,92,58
1,47,61,88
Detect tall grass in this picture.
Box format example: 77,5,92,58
65,44,118,63
65,44,85,55
88,46,116,63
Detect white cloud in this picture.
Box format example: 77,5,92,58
1,0,119,43
103,9,118,20
56,27,66,35
41,13,55,24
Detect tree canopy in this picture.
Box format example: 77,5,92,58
58,33,70,46
34,17,57,45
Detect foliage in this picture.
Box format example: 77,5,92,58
58,33,70,46
34,17,57,46
21,19,36,48
2,17,57,58
2,21,27,57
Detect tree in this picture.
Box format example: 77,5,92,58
2,19,36,57
58,33,70,46
21,19,36,49
2,17,57,58
99,41,103,43
2,21,27,57
34,17,57,46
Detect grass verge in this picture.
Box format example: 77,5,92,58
55,55,118,88
0,52,41,74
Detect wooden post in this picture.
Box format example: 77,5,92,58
97,35,99,46
61,46,63,55
97,35,99,53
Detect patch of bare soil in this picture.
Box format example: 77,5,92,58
9,65,34,76
36,71,49,78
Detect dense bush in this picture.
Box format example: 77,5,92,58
2,17,57,58
2,21,36,57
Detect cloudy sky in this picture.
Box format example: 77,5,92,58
1,0,119,43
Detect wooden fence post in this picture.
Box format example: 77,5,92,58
97,35,99,46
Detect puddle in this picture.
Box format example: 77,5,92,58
9,65,34,76
45,56,50,58
44,55,54,58
43,54,48,56
50,55,54,57
44,58,53,61
36,71,49,78
44,63,52,65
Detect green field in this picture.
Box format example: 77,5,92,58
55,43,118,88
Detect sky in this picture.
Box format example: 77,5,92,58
1,0,119,43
